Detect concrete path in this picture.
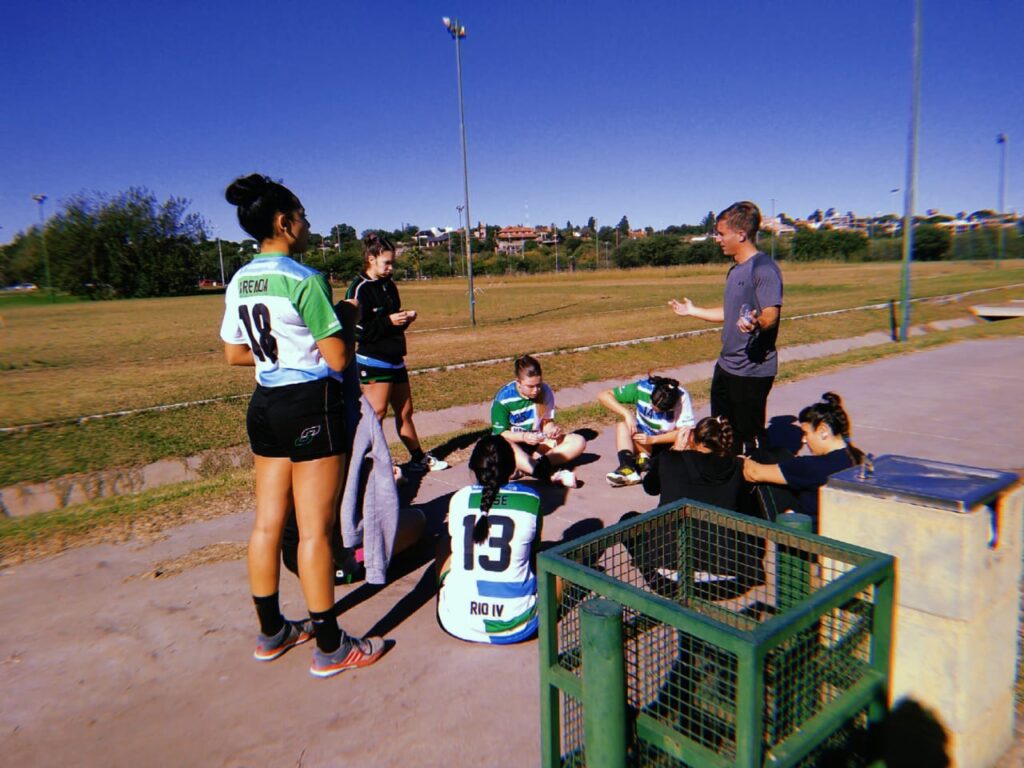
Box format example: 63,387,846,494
0,337,1021,767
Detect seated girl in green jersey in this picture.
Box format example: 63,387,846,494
436,435,542,644
598,374,695,487
490,355,586,488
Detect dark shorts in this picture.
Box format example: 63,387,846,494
358,361,409,385
246,377,345,461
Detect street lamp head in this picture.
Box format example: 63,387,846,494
32,194,47,204
442,16,466,38
997,133,1007,145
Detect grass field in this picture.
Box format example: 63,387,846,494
1,259,1021,487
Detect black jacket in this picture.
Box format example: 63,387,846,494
643,450,744,511
344,273,407,363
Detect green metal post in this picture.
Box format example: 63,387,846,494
581,598,627,768
538,565,562,768
867,562,895,727
734,645,767,767
776,512,814,611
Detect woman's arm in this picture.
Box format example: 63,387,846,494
597,389,637,433
316,333,353,373
743,458,787,485
224,342,255,366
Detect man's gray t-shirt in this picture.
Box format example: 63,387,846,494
719,251,783,377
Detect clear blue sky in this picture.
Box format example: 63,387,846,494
2,0,1021,243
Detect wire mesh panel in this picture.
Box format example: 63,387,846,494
538,501,894,768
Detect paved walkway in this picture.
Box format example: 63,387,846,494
1,337,1021,767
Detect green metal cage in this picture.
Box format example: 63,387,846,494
538,502,895,768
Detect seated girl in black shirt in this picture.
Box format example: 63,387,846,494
742,392,865,525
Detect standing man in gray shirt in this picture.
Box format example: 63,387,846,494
669,201,783,453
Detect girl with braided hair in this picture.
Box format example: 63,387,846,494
642,415,743,510
436,435,542,644
743,392,865,524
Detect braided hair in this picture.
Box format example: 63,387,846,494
798,392,865,463
692,415,734,457
468,435,517,543
648,374,682,412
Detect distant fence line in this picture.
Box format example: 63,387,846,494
3,283,1020,436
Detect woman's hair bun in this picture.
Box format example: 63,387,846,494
821,392,842,407
225,173,270,207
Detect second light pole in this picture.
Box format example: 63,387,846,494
443,16,475,326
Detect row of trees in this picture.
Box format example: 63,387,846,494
1,189,208,298
2,191,1020,298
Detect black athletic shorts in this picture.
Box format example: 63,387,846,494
358,361,409,385
246,376,345,461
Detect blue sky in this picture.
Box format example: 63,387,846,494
2,1,1021,243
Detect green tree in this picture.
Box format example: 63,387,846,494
700,210,716,233
617,215,630,237
912,225,952,261
330,223,357,246
18,188,209,298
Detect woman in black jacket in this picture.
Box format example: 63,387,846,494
344,232,447,474
642,416,743,510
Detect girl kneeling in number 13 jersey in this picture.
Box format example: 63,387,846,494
436,435,541,644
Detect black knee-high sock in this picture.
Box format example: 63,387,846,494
617,449,636,470
309,609,342,654
409,447,425,463
533,455,554,481
253,593,284,637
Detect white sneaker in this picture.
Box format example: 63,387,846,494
407,452,450,473
550,469,577,488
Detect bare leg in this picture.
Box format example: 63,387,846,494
249,456,293,597
292,454,346,614
539,433,587,467
361,380,392,423
614,421,634,453
389,382,422,455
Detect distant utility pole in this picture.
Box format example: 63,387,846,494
456,204,466,276
31,194,53,301
217,237,225,285
889,189,900,237
442,16,475,325
770,198,776,259
553,222,559,273
898,0,922,342
997,133,1008,261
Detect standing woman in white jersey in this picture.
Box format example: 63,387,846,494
436,435,542,644
221,174,385,678
344,232,447,474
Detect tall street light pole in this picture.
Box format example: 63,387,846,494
770,198,776,259
997,133,1008,261
898,0,922,342
31,194,53,301
889,188,900,237
456,204,465,276
443,16,475,326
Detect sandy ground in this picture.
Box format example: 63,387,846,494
1,337,1022,767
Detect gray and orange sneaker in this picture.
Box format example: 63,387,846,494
253,618,313,662
310,635,387,678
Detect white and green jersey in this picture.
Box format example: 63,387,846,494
438,483,541,644
491,380,555,434
613,379,695,436
220,253,342,387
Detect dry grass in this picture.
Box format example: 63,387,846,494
1,261,1021,486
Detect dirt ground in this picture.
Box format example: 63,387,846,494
2,338,1022,767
